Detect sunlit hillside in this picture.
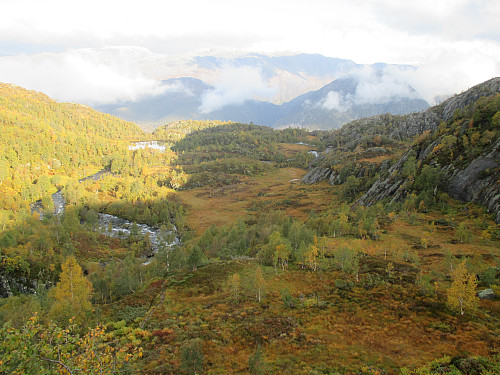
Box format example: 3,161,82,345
0,81,499,375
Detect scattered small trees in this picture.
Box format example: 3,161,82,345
334,246,361,281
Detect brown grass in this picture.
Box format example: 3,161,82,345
135,258,499,374
177,167,337,236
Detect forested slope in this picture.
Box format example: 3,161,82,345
0,83,146,211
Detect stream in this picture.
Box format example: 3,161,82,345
30,141,179,262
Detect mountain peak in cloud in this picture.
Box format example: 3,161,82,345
199,66,277,113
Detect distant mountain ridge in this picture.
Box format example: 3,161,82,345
273,75,429,129
96,72,429,130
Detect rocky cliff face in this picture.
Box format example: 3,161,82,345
355,85,500,222
317,78,500,149
356,135,500,223
302,166,333,184
303,78,500,222
447,137,500,222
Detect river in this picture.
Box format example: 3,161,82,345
31,141,179,260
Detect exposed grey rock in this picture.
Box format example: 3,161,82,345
477,288,496,300
354,146,412,207
302,167,332,184
338,78,500,220
329,171,341,185
441,78,500,121
446,137,500,223
0,271,37,298
356,136,500,222
448,158,498,202
389,111,441,140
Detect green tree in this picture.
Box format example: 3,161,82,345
342,175,360,200
187,245,203,271
401,155,417,179
248,346,269,375
455,222,472,243
273,242,291,272
335,246,360,280
181,339,204,375
414,165,443,196
62,206,80,235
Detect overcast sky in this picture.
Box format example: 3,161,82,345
0,0,498,105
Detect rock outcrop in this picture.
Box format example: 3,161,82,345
302,167,332,184
355,88,500,222
304,78,500,221
448,137,500,222
0,270,36,298
477,288,497,300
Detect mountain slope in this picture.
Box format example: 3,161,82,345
0,83,146,209
96,77,213,127
356,89,500,222
96,73,429,130
302,77,500,221
273,74,429,129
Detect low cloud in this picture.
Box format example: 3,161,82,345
394,49,500,105
320,91,349,111
319,66,422,112
199,65,276,113
353,67,420,104
0,51,167,105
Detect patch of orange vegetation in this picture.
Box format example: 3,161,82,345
177,167,337,236
143,260,498,374
276,143,312,158
357,154,393,164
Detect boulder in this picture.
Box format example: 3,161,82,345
476,288,496,300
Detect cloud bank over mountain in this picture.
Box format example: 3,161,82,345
317,67,421,112
199,66,276,113
0,0,497,111
0,51,167,105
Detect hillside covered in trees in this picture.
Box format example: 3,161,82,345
0,83,146,216
0,81,499,374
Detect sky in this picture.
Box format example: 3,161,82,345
0,0,499,106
